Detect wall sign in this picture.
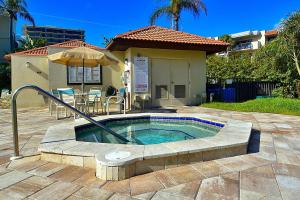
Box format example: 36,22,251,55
134,57,149,93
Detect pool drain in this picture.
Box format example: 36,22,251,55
105,151,131,161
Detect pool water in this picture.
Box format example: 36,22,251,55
76,117,222,145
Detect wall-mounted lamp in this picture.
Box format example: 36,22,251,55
25,62,30,68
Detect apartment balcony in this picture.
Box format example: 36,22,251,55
233,43,253,51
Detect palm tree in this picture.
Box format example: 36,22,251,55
16,35,46,51
0,0,35,52
219,34,235,56
150,0,207,31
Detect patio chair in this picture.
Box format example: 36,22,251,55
57,88,77,119
49,89,69,119
87,87,102,114
104,87,126,115
0,89,10,98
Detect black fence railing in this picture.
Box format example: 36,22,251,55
206,79,278,102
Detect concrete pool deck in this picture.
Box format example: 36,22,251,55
0,107,300,199
39,113,252,180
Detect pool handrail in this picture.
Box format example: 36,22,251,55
11,84,129,160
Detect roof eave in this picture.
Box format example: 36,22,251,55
107,38,228,53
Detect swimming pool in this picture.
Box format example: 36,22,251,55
40,113,252,180
76,116,223,145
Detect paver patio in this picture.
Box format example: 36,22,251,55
0,106,300,199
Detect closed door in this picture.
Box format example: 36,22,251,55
152,58,189,107
170,59,189,106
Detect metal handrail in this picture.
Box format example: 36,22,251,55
11,84,129,159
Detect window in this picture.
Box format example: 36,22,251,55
67,65,102,84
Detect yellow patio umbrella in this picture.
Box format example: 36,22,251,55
48,46,118,91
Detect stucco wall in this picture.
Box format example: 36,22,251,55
47,47,125,91
11,47,125,108
11,55,49,107
126,48,206,106
11,47,206,108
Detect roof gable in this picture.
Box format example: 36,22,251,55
5,40,104,60
107,25,228,52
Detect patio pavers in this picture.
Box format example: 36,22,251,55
196,172,240,200
0,106,300,199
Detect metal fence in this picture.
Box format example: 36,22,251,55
206,79,278,102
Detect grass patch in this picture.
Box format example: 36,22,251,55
201,98,300,116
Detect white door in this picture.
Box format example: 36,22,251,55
152,58,189,107
170,59,189,106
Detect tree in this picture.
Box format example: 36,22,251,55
102,36,112,47
278,10,300,77
0,0,35,52
219,34,234,56
16,35,46,51
150,0,207,31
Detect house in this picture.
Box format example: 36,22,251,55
215,29,278,55
0,15,16,63
6,26,228,108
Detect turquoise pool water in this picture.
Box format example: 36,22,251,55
76,117,222,145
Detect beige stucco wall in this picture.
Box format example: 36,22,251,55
11,46,206,108
11,47,126,108
47,47,125,91
11,55,49,107
126,48,206,106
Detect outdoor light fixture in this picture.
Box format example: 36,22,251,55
25,62,30,68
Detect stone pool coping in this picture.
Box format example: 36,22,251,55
39,113,252,166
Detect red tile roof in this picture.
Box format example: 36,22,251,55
5,40,104,60
107,26,228,52
265,29,278,37
113,26,227,45
50,40,103,50
9,46,48,57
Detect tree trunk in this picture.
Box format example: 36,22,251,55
172,13,179,31
297,80,300,98
293,50,300,76
9,16,15,52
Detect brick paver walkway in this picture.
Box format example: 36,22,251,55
0,107,300,199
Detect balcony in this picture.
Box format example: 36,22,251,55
233,42,253,51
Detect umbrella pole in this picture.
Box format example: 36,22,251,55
82,59,85,92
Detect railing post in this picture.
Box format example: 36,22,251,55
10,84,129,160
11,89,22,160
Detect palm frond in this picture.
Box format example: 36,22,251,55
150,6,172,25
180,0,207,17
18,5,35,25
198,0,207,15
19,11,35,25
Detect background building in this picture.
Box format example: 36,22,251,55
215,29,278,55
0,15,16,62
23,26,85,45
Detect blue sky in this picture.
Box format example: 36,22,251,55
17,0,300,47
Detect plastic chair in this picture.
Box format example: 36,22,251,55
1,89,10,98
49,89,71,119
88,87,102,114
57,88,76,119
104,87,126,115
